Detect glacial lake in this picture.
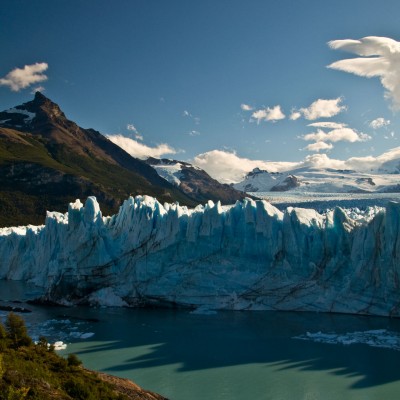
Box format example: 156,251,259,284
2,281,400,399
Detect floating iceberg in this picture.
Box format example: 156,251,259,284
0,195,399,316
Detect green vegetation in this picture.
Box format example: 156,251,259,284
0,128,196,227
0,312,128,400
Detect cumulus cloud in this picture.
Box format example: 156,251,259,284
328,36,400,110
191,146,400,183
369,117,391,129
0,62,48,92
107,134,176,159
289,110,302,120
251,105,285,124
304,141,334,152
241,103,254,111
292,98,347,120
303,127,371,143
192,150,297,183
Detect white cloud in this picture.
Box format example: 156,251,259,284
369,117,391,129
0,63,48,92
303,127,371,143
187,130,200,136
293,98,347,120
251,105,285,124
192,150,297,183
289,110,302,120
31,85,45,94
127,124,138,133
304,141,334,152
126,124,143,140
307,121,347,129
191,146,400,183
107,134,177,159
328,36,400,110
241,103,253,111
183,110,200,124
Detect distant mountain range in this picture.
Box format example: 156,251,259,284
233,166,400,194
0,92,245,227
145,157,247,205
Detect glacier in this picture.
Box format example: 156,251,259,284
1,195,400,316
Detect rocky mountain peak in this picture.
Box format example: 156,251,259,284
0,92,66,130
25,91,66,120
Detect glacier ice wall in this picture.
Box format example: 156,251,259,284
1,195,400,316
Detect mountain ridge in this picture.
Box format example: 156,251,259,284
233,165,400,194
0,93,195,226
146,157,248,204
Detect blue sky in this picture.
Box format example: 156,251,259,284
2,0,400,182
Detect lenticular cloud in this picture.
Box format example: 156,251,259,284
328,36,400,110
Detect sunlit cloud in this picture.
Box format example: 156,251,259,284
303,141,334,152
127,124,138,133
369,117,391,129
0,62,48,92
192,150,297,183
291,98,346,120
251,105,285,124
328,36,400,110
241,103,254,111
107,134,177,159
289,110,302,120
31,85,45,94
126,124,143,140
191,147,400,183
303,127,371,143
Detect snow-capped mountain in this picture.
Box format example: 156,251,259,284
146,157,247,204
0,93,243,227
0,92,199,226
1,194,400,317
234,166,400,193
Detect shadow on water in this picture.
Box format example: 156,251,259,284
69,308,400,390
1,280,400,391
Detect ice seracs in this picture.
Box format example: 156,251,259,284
0,195,399,317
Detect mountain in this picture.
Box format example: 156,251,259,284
1,194,400,317
145,157,248,204
234,166,400,193
0,92,199,227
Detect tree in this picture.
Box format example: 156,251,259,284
5,313,32,348
0,322,6,339
67,353,82,368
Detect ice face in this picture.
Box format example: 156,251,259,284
0,195,398,316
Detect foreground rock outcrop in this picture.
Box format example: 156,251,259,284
1,195,400,316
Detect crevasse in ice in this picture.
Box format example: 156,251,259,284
0,195,399,316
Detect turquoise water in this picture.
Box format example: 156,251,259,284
2,281,400,399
